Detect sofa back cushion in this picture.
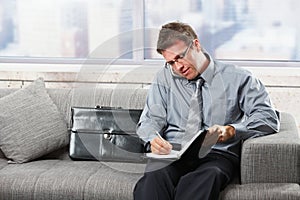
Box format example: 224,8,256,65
0,78,69,163
46,86,148,128
0,89,17,159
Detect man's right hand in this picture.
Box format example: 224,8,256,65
150,137,173,155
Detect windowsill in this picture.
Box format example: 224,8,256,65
0,62,299,87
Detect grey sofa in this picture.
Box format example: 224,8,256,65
0,85,299,200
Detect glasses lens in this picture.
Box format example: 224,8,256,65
165,41,193,67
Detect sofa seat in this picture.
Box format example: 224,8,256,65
0,159,144,200
221,183,300,200
1,158,299,200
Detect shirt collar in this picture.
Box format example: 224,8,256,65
200,52,215,85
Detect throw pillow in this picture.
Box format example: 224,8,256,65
0,78,69,163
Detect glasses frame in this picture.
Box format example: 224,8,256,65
165,40,193,68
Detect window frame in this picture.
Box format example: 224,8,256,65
0,0,299,68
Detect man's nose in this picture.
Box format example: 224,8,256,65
173,61,184,71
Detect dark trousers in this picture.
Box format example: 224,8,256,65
134,151,239,200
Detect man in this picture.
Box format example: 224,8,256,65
134,22,280,200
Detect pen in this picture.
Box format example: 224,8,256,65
155,131,167,144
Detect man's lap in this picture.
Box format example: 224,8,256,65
134,151,240,199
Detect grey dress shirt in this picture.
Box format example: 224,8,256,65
137,55,280,157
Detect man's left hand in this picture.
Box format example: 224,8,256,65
208,125,236,143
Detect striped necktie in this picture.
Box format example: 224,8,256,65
185,78,205,137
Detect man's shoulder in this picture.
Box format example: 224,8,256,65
151,67,172,88
154,66,183,85
155,66,169,77
214,60,252,77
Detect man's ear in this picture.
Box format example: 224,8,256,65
194,39,202,52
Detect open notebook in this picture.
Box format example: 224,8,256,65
146,129,209,160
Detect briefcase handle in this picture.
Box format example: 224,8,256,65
95,105,122,110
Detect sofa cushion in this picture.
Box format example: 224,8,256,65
221,183,300,200
0,78,69,163
0,160,144,200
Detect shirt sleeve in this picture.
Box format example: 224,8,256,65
230,75,280,140
136,72,169,142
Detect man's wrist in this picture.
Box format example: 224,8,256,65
225,125,236,138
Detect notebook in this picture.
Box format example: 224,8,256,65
146,129,209,160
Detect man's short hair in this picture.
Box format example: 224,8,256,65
156,22,198,54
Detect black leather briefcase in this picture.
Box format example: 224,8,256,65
69,106,146,163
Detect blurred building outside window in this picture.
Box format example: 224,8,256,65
0,0,299,63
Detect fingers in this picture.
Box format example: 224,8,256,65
208,125,235,143
208,125,224,142
150,137,173,155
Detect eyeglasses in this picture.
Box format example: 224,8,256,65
165,41,193,67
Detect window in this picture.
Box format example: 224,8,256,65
0,0,299,64
144,0,300,62
0,0,134,61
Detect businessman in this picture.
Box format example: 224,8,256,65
134,22,280,200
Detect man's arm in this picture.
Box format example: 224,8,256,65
137,72,173,154
229,75,280,140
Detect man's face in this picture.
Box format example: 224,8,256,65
162,40,204,80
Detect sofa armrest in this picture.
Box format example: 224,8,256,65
241,112,300,184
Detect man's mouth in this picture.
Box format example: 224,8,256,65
182,68,189,76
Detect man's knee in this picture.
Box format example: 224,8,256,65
181,165,230,186
136,167,175,187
